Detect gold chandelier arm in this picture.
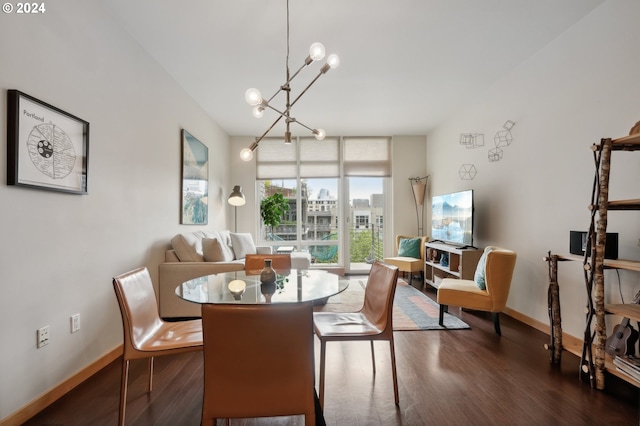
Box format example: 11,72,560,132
264,103,288,118
293,119,314,133
263,58,313,105
290,70,325,107
254,114,285,146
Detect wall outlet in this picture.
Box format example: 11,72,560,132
37,326,50,348
71,313,80,333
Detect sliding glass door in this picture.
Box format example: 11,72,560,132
345,177,385,274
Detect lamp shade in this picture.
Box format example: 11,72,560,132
411,181,426,206
228,186,246,206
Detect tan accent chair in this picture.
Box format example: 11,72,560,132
437,247,517,335
244,253,292,274
313,261,400,408
112,267,203,426
384,235,428,285
201,302,316,425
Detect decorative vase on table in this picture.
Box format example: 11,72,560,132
260,259,276,284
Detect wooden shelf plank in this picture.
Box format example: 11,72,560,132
607,199,640,210
612,133,640,148
605,303,640,321
553,254,583,262
545,253,640,272
602,258,640,272
606,354,640,387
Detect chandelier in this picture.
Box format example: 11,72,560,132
239,0,340,161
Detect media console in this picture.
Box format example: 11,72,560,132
424,241,482,289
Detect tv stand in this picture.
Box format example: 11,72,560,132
424,241,482,289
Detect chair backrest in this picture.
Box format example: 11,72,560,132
112,267,164,356
201,302,315,423
395,235,428,260
484,247,517,310
361,261,399,336
244,253,292,273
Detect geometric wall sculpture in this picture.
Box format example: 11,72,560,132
459,163,477,180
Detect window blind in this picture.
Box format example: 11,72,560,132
257,136,391,178
299,137,339,177
343,137,391,177
256,137,340,179
256,138,297,179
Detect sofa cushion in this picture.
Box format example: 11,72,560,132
230,232,257,259
202,238,235,262
171,231,207,262
398,237,421,258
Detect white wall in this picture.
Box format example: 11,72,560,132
0,1,231,419
426,0,640,339
390,136,428,250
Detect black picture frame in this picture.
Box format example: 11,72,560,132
7,90,89,194
181,129,209,224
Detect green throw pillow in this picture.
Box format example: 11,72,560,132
398,238,421,259
474,247,494,290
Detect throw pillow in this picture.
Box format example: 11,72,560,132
230,232,257,260
474,246,495,290
397,237,421,259
202,238,234,262
171,231,206,262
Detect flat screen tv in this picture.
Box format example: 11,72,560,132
431,189,474,247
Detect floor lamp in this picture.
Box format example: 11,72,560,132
409,176,428,236
228,185,246,232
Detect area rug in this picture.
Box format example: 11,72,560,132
314,279,470,331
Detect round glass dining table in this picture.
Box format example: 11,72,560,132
176,269,349,304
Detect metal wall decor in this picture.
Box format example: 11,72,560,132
489,120,515,162
459,164,477,180
459,133,484,149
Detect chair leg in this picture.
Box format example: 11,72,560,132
439,304,447,326
118,359,129,426
370,340,376,375
319,339,326,409
148,357,154,392
389,338,399,405
493,312,501,335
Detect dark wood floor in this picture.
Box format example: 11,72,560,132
23,285,639,426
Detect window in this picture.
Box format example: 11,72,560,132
256,136,391,268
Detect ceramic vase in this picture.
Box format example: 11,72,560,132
260,259,276,284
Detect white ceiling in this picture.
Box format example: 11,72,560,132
101,0,603,138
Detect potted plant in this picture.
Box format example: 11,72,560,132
260,192,290,238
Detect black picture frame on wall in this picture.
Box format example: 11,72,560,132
7,90,89,195
181,129,209,225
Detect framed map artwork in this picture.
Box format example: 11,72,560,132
181,129,208,224
7,90,89,194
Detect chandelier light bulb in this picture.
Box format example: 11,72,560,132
314,129,326,141
252,106,265,118
244,88,262,106
327,54,340,69
309,42,326,61
240,148,254,161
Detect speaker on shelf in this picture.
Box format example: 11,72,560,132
569,231,618,259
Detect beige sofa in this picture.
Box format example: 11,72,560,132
158,230,271,318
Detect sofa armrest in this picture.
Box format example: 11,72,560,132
256,246,273,254
158,261,244,318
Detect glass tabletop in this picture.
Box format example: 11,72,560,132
176,269,349,304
